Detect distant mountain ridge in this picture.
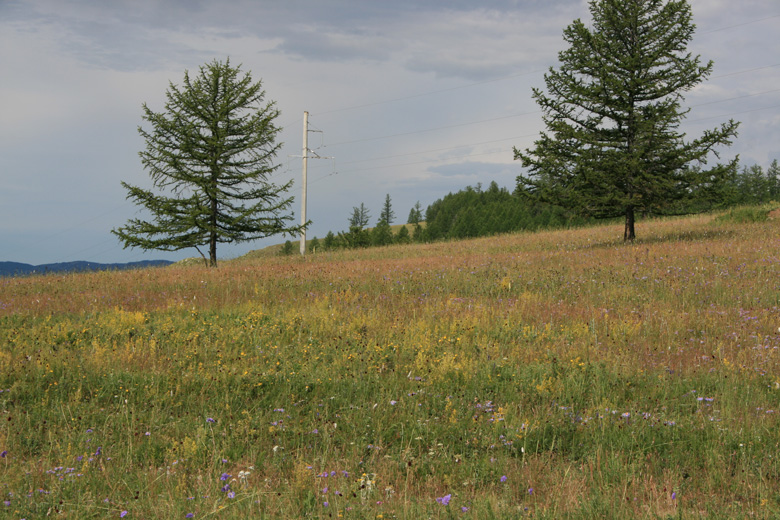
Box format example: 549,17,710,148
0,260,173,277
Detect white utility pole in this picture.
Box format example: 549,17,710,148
300,111,308,256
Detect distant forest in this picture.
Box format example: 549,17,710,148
285,159,779,254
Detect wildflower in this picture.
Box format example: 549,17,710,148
672,492,676,500
500,475,507,483
206,418,215,423
323,501,329,507
144,432,150,436
390,400,397,405
227,491,235,499
436,494,452,505
462,506,469,512
322,487,328,494
185,514,194,518
221,484,230,493
95,447,102,457
528,488,533,495
220,473,230,481
120,512,128,518
0,451,6,458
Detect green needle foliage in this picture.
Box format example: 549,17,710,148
514,0,739,241
113,58,303,267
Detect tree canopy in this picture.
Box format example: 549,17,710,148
112,59,302,266
514,0,739,240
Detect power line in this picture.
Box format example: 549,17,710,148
689,88,780,109
327,109,541,147
700,13,780,34
712,63,780,80
688,103,780,124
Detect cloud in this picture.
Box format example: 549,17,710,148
269,26,394,63
428,160,518,178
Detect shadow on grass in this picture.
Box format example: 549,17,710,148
581,227,738,251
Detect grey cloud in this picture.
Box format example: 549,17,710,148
428,160,517,178
269,26,394,63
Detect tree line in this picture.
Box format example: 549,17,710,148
287,158,779,254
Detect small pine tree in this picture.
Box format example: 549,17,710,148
349,203,371,229
412,223,424,242
309,236,320,253
371,219,393,246
323,231,337,250
395,225,411,244
407,201,423,225
380,194,395,225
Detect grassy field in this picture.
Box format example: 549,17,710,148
2,209,780,519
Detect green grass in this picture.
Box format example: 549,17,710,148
2,209,780,518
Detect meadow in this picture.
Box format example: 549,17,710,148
1,209,780,519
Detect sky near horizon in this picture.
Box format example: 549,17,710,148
2,0,779,265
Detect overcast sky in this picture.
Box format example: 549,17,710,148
2,0,778,265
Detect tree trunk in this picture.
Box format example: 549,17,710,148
209,232,218,267
624,206,636,242
210,193,218,267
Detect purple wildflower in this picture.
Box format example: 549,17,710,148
220,473,230,481
436,494,452,505
500,475,507,483
462,506,469,512
185,514,194,519
227,491,235,499
206,418,215,423
0,451,6,458
120,512,128,518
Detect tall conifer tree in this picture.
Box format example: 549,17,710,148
113,59,302,266
514,0,739,240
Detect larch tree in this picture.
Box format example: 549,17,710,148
514,0,739,241
349,203,371,229
113,58,303,266
379,194,395,225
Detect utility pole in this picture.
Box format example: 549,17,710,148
293,111,333,256
300,111,308,256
